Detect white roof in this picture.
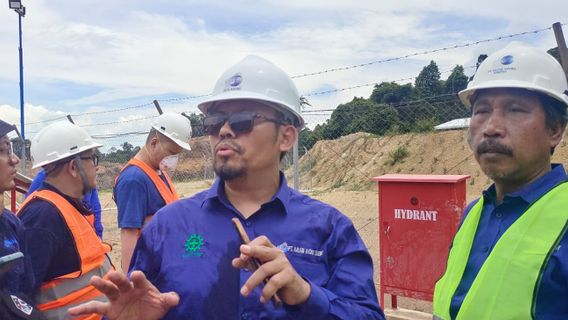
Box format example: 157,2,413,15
434,117,470,130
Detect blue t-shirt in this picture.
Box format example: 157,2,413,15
130,173,384,320
114,165,171,229
26,169,103,239
0,209,34,297
450,164,568,319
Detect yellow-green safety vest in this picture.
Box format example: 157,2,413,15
433,181,568,320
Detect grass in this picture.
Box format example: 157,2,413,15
385,145,409,166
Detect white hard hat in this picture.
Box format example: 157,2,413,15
31,122,102,169
459,41,568,108
152,113,192,151
197,55,305,128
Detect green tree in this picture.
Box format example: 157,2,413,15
415,60,442,98
298,128,317,155
370,82,413,104
102,142,140,163
444,65,469,94
121,142,134,153
186,113,205,137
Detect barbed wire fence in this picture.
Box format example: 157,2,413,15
8,23,564,202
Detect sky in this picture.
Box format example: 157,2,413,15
0,0,566,150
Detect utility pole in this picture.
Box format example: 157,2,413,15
9,0,27,174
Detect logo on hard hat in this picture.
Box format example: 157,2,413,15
224,73,243,92
500,55,514,65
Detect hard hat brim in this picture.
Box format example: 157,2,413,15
152,127,192,151
31,142,103,169
459,80,568,108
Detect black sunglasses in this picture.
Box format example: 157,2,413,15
203,112,286,136
79,154,99,166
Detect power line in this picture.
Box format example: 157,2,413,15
70,102,155,117
20,23,564,129
291,25,561,79
156,94,211,103
81,115,158,128
304,66,473,97
92,131,150,139
26,115,67,125
24,94,209,126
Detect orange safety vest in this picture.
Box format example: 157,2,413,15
18,190,113,320
116,158,179,204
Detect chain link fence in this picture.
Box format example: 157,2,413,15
10,75,473,193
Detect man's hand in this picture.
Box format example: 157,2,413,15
232,235,311,306
67,270,179,320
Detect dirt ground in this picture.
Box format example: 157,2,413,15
99,182,448,314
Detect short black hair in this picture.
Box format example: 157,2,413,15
538,92,568,131
145,128,170,145
538,92,567,155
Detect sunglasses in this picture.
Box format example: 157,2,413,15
203,112,286,136
79,154,99,166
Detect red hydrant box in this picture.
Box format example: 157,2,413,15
372,174,470,308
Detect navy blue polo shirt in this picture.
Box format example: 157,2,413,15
114,165,171,229
130,173,384,320
0,209,34,297
450,164,568,319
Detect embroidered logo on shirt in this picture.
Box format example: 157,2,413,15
277,242,323,257
11,295,33,315
183,234,204,258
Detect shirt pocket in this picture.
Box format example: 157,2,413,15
289,258,330,286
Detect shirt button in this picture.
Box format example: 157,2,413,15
495,212,502,218
241,312,251,320
482,246,489,253
245,221,252,227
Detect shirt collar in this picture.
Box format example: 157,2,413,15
40,182,93,215
202,171,291,215
483,163,567,204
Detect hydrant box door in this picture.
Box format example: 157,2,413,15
379,180,465,299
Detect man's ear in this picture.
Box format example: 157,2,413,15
548,123,566,149
67,160,79,178
279,125,298,153
149,136,159,149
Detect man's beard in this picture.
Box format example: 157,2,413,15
214,159,245,181
213,139,246,181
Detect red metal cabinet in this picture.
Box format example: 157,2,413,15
372,174,470,309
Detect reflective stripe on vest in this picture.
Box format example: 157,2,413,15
18,190,113,320
38,257,113,320
117,158,179,204
433,181,568,320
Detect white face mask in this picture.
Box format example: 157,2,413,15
160,154,179,172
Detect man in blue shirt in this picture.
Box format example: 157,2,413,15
114,112,192,271
433,42,568,319
69,56,384,320
26,168,104,239
0,119,45,320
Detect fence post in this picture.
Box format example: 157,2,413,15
553,22,568,81
293,141,299,190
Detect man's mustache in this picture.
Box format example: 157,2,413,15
476,139,513,156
